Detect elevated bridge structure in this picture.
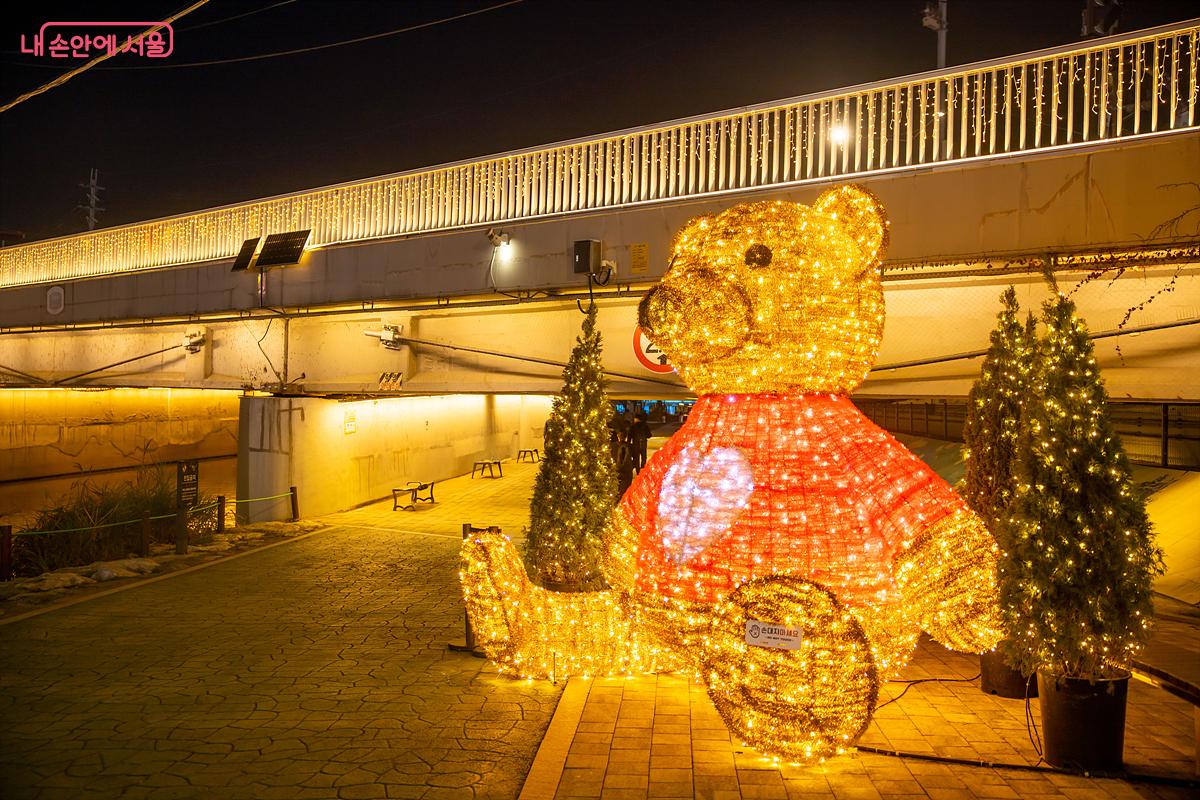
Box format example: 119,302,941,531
1,21,1197,401
1,22,1199,516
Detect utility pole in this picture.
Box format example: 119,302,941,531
77,168,104,231
923,0,948,69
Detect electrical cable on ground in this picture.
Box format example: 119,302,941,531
854,745,1198,788
1025,685,1044,758
874,673,980,711
865,673,1199,790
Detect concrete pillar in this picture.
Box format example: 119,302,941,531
236,395,295,524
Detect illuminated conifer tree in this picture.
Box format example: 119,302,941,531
1000,294,1163,678
523,304,617,589
962,287,1036,535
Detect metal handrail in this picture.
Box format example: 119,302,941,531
2,20,1196,289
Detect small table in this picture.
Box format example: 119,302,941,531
471,460,503,478
393,481,435,510
517,448,540,463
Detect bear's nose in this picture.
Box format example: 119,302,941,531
744,244,772,268
638,269,752,365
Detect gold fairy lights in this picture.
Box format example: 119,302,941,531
461,184,1002,763
639,188,888,396
999,295,1163,680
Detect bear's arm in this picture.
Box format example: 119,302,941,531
862,431,970,557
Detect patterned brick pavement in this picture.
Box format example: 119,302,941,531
322,459,542,538
3,454,1197,800
0,519,561,800
539,639,1197,800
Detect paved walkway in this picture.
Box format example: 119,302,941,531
536,644,1196,800
2,454,1197,800
0,463,561,800
321,459,542,538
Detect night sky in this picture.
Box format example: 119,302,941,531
2,0,1196,244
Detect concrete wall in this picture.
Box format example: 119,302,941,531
3,260,1196,401
868,264,1200,400
0,388,240,481
237,393,552,522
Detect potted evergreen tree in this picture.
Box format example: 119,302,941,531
962,287,1038,698
523,304,617,591
1000,293,1163,771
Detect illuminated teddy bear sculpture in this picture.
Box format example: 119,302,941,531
461,184,1001,762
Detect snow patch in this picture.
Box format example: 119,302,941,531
20,572,96,592
92,566,138,582
91,558,160,576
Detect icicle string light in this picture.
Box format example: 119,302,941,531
461,184,1002,763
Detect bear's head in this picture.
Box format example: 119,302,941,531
638,184,889,395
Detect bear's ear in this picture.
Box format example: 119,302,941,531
813,184,889,264
670,213,715,259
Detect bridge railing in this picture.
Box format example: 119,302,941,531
2,21,1196,289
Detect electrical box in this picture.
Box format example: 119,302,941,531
573,240,602,274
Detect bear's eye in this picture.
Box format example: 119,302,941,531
744,244,772,268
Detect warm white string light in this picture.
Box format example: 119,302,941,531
462,184,1002,762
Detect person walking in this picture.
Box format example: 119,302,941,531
628,410,651,473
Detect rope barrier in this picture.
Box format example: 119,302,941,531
231,492,294,504
14,512,174,537
13,490,294,536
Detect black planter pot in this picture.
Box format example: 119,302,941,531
979,648,1037,698
1037,671,1129,772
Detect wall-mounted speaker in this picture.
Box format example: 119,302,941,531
573,239,601,274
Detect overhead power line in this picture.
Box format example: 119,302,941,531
73,0,524,71
0,0,211,114
177,0,298,32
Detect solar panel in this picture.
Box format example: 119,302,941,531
230,237,261,272
255,229,311,268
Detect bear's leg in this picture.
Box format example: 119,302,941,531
460,528,641,678
702,575,878,762
893,508,1003,653
849,601,921,681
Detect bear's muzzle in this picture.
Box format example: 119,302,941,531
638,268,753,365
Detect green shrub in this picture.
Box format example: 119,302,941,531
13,466,216,576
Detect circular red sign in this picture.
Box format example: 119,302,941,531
634,326,674,373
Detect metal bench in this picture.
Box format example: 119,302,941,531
517,448,540,463
471,460,503,478
393,481,435,510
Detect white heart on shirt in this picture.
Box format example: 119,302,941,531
656,445,755,564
